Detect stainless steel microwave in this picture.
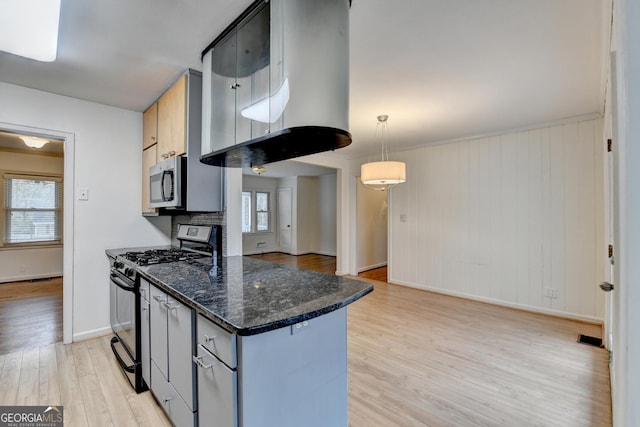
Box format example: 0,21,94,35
149,156,186,209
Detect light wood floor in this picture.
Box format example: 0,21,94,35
0,256,611,426
0,277,63,355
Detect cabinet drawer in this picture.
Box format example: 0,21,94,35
197,314,236,369
151,361,195,427
194,347,238,427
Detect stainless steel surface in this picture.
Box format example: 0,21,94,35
149,156,185,209
201,0,350,165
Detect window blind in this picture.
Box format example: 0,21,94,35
3,173,63,244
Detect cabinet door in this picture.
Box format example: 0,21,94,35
151,360,195,427
140,280,151,388
195,347,237,427
141,144,157,215
143,103,158,150
167,296,195,410
235,2,270,143
158,74,187,160
209,33,238,153
149,285,168,379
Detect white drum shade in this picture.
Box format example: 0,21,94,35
361,161,406,191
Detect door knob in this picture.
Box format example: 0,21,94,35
599,281,614,292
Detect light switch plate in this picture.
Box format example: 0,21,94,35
78,187,89,201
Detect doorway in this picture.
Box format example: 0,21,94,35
0,122,74,349
355,176,388,281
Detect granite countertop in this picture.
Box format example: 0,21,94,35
106,248,373,336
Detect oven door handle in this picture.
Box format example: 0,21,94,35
110,273,135,292
110,337,135,373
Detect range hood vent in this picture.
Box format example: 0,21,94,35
200,0,351,168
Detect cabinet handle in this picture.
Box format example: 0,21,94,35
192,354,212,370
162,301,180,310
162,396,173,404
153,295,167,303
204,334,217,343
151,136,156,141
230,83,241,90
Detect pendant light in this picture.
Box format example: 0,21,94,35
360,115,406,191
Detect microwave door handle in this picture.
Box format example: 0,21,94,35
161,170,173,202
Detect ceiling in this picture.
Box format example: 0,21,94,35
0,0,608,162
0,130,64,155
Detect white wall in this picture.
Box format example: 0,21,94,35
0,150,64,282
356,178,387,272
296,176,321,254
281,175,337,256
0,82,171,341
317,174,337,256
376,117,606,321
242,175,279,254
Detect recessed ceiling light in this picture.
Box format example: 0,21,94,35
0,0,61,62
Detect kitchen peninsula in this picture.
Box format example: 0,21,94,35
106,248,372,427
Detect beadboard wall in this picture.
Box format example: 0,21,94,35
387,117,606,321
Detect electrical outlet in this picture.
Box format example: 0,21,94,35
543,287,558,298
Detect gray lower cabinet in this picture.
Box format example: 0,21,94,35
140,279,151,387
194,314,238,427
195,308,347,427
149,284,196,427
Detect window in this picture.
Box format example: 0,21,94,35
2,173,63,246
241,190,270,233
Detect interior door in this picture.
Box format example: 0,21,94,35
278,188,292,254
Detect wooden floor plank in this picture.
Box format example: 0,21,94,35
0,350,22,405
16,347,40,406
0,278,63,355
85,335,147,427
72,341,114,427
55,342,89,425
39,343,61,405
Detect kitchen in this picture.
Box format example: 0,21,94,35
0,0,638,426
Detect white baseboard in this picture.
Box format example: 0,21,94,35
389,278,604,324
0,272,63,283
72,326,112,342
357,262,387,273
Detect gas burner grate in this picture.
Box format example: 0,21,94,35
123,249,207,266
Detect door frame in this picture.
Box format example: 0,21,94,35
0,121,75,344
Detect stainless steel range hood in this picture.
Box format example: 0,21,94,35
200,0,351,168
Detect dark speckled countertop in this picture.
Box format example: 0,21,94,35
106,248,373,336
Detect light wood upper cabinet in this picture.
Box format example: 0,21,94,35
142,144,157,215
142,102,158,150
157,74,187,160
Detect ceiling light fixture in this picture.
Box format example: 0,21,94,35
20,136,50,149
251,165,267,175
360,115,406,191
0,0,61,62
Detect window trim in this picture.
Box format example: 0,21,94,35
241,189,272,234
1,170,64,248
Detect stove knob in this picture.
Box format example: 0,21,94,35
124,267,135,277
114,261,124,269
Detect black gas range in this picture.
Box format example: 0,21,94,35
109,224,220,393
